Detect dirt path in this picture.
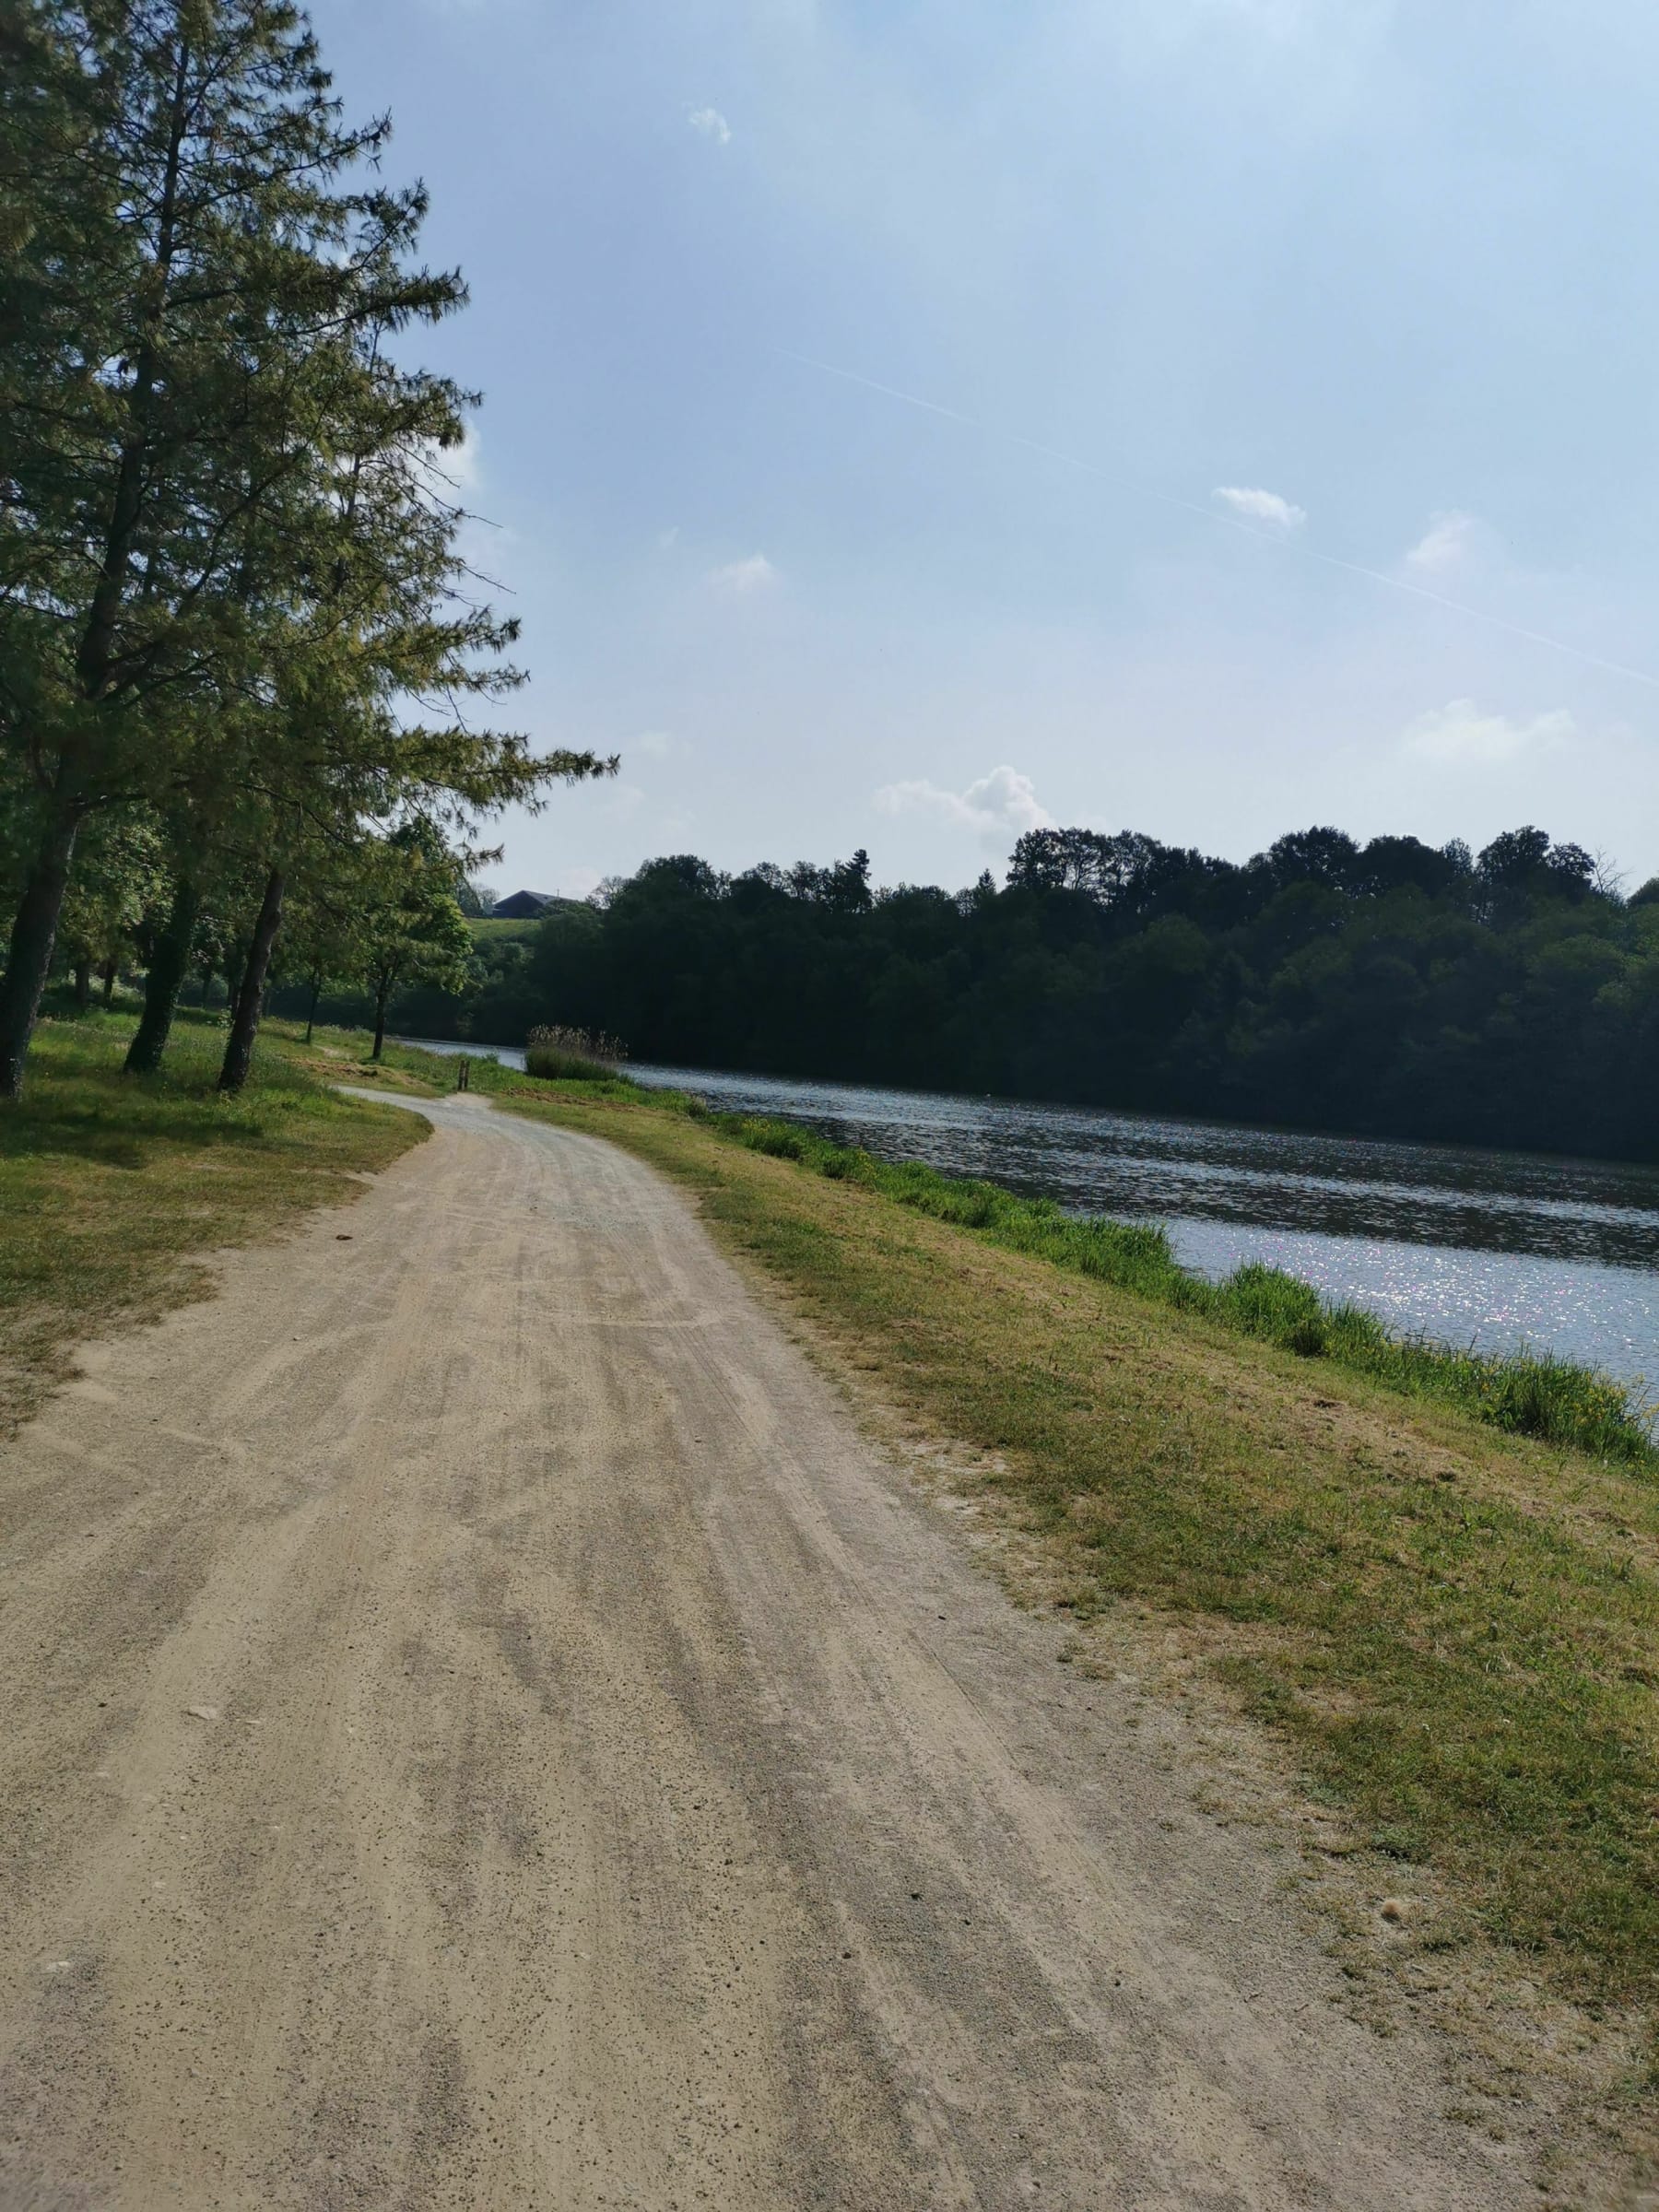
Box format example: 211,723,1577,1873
0,1095,1539,2209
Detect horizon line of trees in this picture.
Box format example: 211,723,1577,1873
376,819,1659,1161
1,0,610,1100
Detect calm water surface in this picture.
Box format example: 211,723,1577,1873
622,1063,1659,1397
395,1040,1659,1393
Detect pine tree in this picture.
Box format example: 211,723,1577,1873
200,278,612,1091
0,1,461,1095
0,7,612,1091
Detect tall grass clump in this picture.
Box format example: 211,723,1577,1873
524,1025,627,1082
711,1111,1655,1466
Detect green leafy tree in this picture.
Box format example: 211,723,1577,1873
0,0,492,1096
490,821,1659,1159
277,855,371,1042
203,291,612,1092
57,809,166,1005
123,834,265,1071
0,5,613,1093
359,821,475,1061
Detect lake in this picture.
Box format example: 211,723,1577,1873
398,1041,1659,1397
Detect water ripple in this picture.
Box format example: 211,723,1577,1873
623,1062,1659,1392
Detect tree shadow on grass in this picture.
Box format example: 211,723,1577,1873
0,1070,291,1173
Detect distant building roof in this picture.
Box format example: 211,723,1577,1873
490,889,557,919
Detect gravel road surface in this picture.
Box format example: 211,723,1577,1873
0,1095,1532,2208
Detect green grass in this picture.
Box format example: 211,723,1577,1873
349,1035,1652,1465
705,1112,1655,1467
524,1045,612,1079
14,1006,1659,2010
483,1080,1659,2015
0,1008,428,1430
466,914,542,947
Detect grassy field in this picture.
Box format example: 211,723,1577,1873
466,914,543,948
469,1073,1659,2022
0,1009,428,1431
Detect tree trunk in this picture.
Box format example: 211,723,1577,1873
371,975,392,1061
0,810,80,1101
197,958,215,1008
73,960,91,1009
100,958,117,1008
218,868,285,1093
303,977,321,1044
124,877,201,1075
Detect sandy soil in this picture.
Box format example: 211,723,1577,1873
0,1094,1545,2208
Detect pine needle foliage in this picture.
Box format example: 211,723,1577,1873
0,1,612,1097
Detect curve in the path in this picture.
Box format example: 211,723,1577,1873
0,1094,1530,2209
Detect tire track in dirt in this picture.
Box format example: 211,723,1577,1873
0,1093,1536,2207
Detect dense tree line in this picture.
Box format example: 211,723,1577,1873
0,0,607,1098
406,823,1659,1160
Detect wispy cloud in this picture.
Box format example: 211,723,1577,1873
655,524,680,551
784,352,1659,689
1400,699,1574,768
707,553,777,595
1212,484,1306,531
634,729,679,759
875,764,1053,848
688,106,732,145
1406,511,1477,573
413,426,481,502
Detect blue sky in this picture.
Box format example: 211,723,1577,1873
312,0,1659,897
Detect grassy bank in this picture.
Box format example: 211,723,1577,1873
364,1037,1654,1463
711,1113,1654,1466
475,1074,1659,2016
0,1010,428,1430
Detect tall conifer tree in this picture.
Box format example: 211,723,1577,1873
0,2,609,1097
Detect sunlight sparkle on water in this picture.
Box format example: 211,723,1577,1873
394,1044,1659,1400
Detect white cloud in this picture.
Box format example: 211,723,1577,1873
1212,484,1307,530
655,524,680,551
707,553,777,595
875,764,1054,848
1400,699,1575,768
634,729,677,759
1406,510,1477,572
413,426,480,501
688,106,732,145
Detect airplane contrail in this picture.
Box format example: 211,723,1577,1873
774,347,1659,692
